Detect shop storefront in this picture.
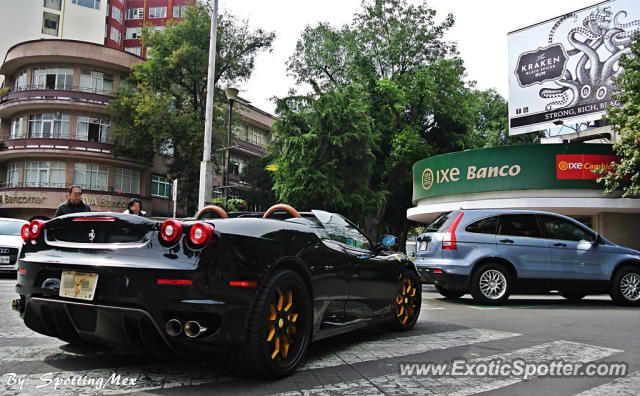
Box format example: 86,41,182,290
408,143,640,250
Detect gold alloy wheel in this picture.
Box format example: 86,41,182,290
266,285,299,362
396,276,418,325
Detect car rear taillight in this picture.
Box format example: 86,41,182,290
189,222,214,246
21,224,30,241
160,219,183,244
442,212,464,250
157,279,193,285
29,220,45,239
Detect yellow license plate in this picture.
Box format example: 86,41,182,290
59,271,99,301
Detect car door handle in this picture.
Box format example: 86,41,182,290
499,239,514,243
553,243,567,247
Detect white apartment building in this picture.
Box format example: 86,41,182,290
0,0,107,85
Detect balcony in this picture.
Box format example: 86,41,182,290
0,86,114,117
1,133,115,155
229,172,251,188
231,138,266,156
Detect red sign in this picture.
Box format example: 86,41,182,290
556,154,621,180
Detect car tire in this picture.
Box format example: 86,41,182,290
228,269,312,378
609,266,640,307
559,292,586,301
391,271,422,331
470,263,512,305
435,284,465,299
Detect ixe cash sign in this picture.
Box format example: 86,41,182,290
421,164,522,191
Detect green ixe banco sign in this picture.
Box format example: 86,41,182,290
412,143,616,205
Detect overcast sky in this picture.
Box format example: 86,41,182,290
221,0,596,115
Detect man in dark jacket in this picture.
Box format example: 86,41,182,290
54,185,91,217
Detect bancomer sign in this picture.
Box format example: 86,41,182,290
412,144,620,204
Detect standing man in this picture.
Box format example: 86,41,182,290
55,185,91,217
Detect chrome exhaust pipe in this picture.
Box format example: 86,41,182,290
165,319,183,337
184,321,207,338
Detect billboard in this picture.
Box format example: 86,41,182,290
508,0,640,135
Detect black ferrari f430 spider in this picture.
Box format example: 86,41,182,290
13,204,421,377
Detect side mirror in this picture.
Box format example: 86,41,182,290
381,235,397,248
594,234,604,245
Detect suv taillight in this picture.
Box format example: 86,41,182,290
160,219,183,244
442,212,464,250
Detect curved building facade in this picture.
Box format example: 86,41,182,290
408,143,640,250
0,39,173,219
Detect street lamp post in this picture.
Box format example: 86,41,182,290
224,87,239,211
197,0,218,211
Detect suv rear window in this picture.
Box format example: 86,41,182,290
465,216,498,234
425,211,457,232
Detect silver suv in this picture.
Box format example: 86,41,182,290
415,209,640,306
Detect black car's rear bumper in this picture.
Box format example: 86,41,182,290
15,260,260,352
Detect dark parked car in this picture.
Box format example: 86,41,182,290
13,204,420,378
415,209,640,306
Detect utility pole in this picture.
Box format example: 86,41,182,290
197,0,218,210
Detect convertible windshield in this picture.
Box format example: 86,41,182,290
311,210,370,250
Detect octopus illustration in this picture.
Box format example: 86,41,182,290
540,7,640,110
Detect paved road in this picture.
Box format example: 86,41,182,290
0,278,638,395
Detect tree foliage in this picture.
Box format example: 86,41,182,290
270,0,474,242
107,4,274,212
468,89,543,148
598,35,640,197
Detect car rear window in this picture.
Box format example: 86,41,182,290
465,216,498,234
425,211,457,232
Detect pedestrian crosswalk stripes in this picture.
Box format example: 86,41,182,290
575,370,640,396
301,328,520,370
275,340,624,396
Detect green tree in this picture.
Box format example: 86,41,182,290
469,89,543,148
271,0,474,242
598,36,640,197
108,4,274,213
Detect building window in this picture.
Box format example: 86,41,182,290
229,154,248,176
232,124,247,140
124,47,141,56
248,127,267,148
79,69,113,95
152,25,166,33
14,71,27,91
31,67,73,90
6,163,19,188
42,12,60,36
72,0,100,10
29,114,70,138
43,0,61,11
110,26,121,44
111,6,122,23
10,117,24,139
125,27,142,39
125,7,143,19
148,6,167,18
151,175,171,197
74,163,108,191
172,5,186,17
114,168,140,194
25,161,66,188
77,116,110,142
